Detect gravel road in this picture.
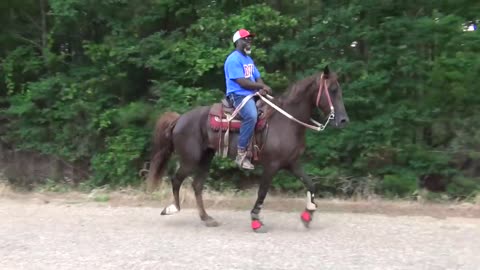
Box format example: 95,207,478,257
1,198,479,270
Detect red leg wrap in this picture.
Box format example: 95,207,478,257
301,210,312,222
251,220,262,230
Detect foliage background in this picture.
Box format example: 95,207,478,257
1,0,479,199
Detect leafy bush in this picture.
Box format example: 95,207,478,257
1,1,479,201
446,177,480,200
90,127,149,187
380,174,418,198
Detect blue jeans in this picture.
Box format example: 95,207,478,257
228,93,257,150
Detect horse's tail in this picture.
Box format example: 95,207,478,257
146,111,181,192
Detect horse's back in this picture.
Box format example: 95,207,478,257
173,106,210,135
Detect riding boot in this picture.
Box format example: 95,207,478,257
235,149,255,170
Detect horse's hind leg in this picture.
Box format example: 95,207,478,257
161,164,193,215
192,149,219,227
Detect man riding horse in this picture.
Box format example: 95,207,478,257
224,28,272,170
147,27,349,232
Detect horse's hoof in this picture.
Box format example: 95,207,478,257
161,204,179,215
251,220,268,233
253,226,268,233
300,210,313,228
204,218,220,227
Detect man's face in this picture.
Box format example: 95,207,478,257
238,36,253,54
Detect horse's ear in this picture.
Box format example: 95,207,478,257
323,65,330,76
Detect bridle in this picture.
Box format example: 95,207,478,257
313,74,336,130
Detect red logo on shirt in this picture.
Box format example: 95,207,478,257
243,64,254,78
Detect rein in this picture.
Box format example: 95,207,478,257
225,75,335,132
258,76,335,132
257,94,331,131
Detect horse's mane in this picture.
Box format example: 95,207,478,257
261,73,319,120
279,73,319,104
278,71,339,104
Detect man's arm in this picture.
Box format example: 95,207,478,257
256,77,265,85
234,78,266,91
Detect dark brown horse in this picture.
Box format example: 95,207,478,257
147,66,349,233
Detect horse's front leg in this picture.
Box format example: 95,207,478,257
250,167,277,233
288,163,317,228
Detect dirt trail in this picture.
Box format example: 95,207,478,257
1,192,480,270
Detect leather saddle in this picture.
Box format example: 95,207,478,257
208,97,268,132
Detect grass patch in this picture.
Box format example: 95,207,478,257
93,194,110,202
35,179,73,193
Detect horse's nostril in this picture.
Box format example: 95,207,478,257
340,118,348,124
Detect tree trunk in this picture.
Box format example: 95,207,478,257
39,0,47,61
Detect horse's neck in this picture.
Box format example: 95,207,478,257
270,94,313,141
280,96,314,123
